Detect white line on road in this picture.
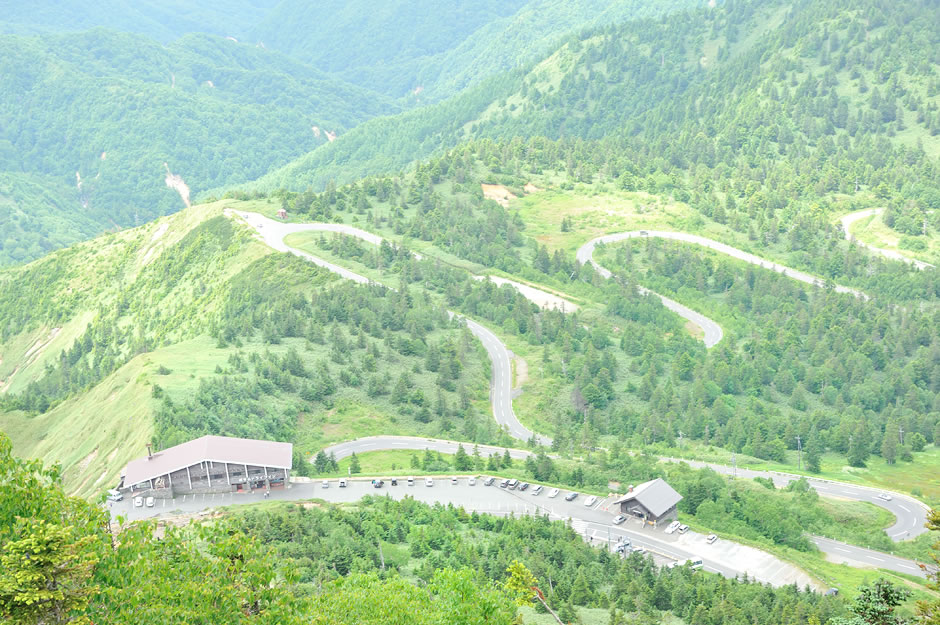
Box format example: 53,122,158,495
834,547,851,553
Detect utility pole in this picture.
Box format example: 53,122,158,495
796,435,803,471
731,453,736,480
899,425,904,445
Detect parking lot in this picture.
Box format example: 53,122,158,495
111,476,819,589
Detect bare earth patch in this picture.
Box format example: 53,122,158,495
684,320,705,341
513,355,529,391
77,448,99,472
481,183,517,207
164,163,191,208
523,183,541,194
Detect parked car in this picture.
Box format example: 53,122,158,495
451,476,458,485
484,476,495,486
145,496,155,507
499,479,509,488
468,477,476,486
390,478,398,486
878,493,893,501
106,489,124,502
425,477,434,487
824,588,839,597
407,477,415,486
373,480,384,488
507,479,518,490
631,546,647,555
677,524,689,534
614,540,630,553
706,534,718,544
339,479,347,488
584,495,597,507
134,496,143,508
612,514,627,525
321,480,329,489
664,521,681,535
518,482,530,491
564,492,578,501
531,485,543,495
548,488,560,498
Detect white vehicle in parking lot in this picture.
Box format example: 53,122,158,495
677,524,689,534
548,488,560,498
664,520,681,534
468,477,476,486
145,496,155,508
584,495,597,507
531,485,543,495
706,534,718,544
425,477,434,487
134,496,143,507
612,514,627,525
322,480,329,488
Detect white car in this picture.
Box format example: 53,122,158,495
878,493,893,501
677,524,689,534
339,478,347,488
451,476,458,485
584,495,598,507
664,521,681,534
612,514,627,525
531,485,543,495
134,496,143,507
548,488,560,498
706,534,718,544
468,477,476,486
322,480,329,489
425,477,434,487
145,496,155,508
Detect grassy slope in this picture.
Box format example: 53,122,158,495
1,198,493,496
844,211,940,266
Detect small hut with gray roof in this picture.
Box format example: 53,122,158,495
612,478,683,524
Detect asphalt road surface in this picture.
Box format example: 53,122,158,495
575,235,724,348
840,208,934,269
229,210,549,446
111,476,817,589
662,457,930,541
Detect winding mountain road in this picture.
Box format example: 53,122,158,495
576,230,871,349
229,210,549,446
841,208,934,270
229,210,931,581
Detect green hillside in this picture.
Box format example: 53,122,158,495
0,201,490,497
0,28,396,265
251,0,939,202
241,137,940,507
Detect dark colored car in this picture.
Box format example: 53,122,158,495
519,482,530,491
565,492,578,501
390,478,398,486
373,480,384,488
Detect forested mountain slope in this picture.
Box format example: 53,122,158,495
250,0,701,100
0,28,396,265
0,0,278,42
252,0,939,204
